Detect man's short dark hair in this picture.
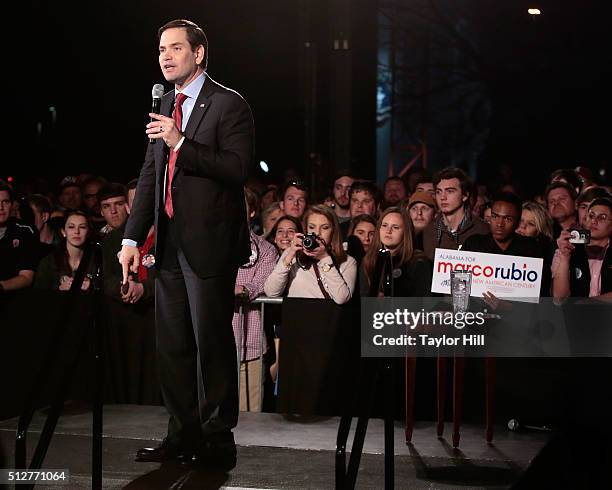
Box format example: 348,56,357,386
0,180,14,201
588,197,612,214
333,170,355,184
576,186,611,205
158,19,209,71
350,180,381,206
432,167,473,197
491,191,522,219
26,194,52,215
545,181,577,201
277,179,308,202
413,171,433,186
383,176,406,189
97,183,127,203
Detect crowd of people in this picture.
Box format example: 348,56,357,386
1,164,611,411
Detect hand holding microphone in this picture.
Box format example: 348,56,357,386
147,83,183,148
149,84,164,144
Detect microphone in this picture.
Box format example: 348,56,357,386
150,84,165,144
507,419,553,432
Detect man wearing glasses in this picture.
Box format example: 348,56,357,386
552,197,612,301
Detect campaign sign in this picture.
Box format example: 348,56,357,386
431,248,543,303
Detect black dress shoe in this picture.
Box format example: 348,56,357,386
136,438,178,462
180,433,237,471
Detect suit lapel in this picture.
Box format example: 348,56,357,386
183,76,214,140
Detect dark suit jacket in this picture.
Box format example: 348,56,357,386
124,76,254,278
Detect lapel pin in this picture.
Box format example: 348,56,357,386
200,103,206,108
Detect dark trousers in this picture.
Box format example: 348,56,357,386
156,218,238,447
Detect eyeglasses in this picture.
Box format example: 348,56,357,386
587,212,611,223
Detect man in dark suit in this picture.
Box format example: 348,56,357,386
119,19,253,470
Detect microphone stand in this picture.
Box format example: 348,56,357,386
15,242,105,490
335,249,396,490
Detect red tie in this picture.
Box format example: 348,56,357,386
165,92,188,218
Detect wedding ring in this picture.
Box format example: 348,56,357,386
159,126,163,133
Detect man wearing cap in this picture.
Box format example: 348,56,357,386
406,191,436,250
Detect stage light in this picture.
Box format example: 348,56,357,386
528,8,541,15
7,176,14,183
260,160,269,173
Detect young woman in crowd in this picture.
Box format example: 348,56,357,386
262,215,304,386
264,204,357,303
346,214,377,264
34,210,94,291
360,207,432,297
267,215,303,254
517,201,554,242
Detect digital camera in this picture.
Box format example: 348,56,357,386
301,232,319,251
568,227,591,245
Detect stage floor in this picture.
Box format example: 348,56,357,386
0,405,550,489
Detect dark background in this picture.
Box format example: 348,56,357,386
8,0,612,193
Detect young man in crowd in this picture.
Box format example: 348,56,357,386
463,192,538,257
98,183,129,235
0,182,37,292
464,192,549,294
278,180,308,219
545,181,577,238
338,180,380,240
552,197,612,301
382,176,407,209
575,187,611,228
406,191,436,251
422,167,489,260
331,173,355,223
349,180,379,219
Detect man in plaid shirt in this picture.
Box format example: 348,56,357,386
233,188,278,411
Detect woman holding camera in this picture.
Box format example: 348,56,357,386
552,197,612,301
264,205,358,415
264,205,357,303
34,210,94,291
